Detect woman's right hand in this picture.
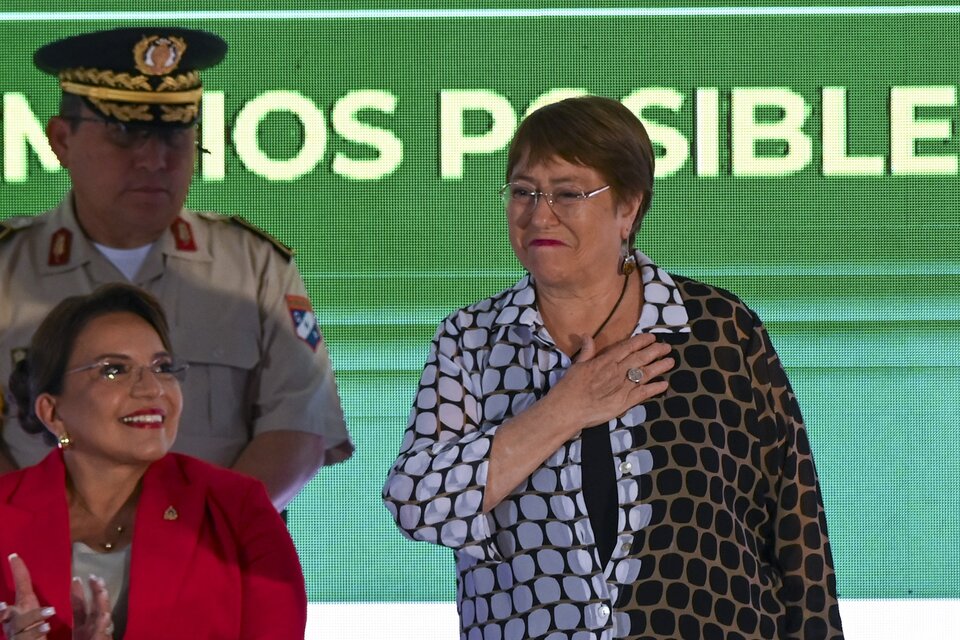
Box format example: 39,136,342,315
69,576,113,640
482,332,675,512
1,554,54,639
549,332,675,432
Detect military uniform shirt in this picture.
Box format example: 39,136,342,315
0,196,352,468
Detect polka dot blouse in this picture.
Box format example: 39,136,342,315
384,252,844,640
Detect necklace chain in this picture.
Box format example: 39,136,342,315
570,272,631,359
69,485,131,552
589,272,631,342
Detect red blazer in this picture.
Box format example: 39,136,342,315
0,451,307,639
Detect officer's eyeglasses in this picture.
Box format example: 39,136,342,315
499,182,611,218
65,356,189,385
66,116,201,153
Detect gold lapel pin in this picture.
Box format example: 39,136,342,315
163,506,179,521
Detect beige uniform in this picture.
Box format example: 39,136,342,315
0,197,352,468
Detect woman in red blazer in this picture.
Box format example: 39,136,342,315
0,284,307,639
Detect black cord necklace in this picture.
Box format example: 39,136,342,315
570,271,631,359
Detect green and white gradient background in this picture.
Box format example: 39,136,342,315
1,2,957,638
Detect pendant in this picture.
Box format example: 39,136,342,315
102,525,125,551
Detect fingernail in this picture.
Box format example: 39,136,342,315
41,606,56,617
7,553,17,561
0,601,6,611
39,622,51,633
72,576,83,583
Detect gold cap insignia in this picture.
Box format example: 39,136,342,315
36,27,225,126
134,35,187,76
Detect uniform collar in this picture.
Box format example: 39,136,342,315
37,195,212,279
36,196,99,276
156,210,212,264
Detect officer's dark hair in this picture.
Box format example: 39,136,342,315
9,284,173,443
58,93,86,131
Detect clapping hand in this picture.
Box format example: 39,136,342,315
1,553,54,639
70,575,114,640
0,554,114,640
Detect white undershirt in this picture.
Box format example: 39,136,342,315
72,542,130,638
93,242,153,281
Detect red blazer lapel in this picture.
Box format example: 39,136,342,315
0,452,75,637
123,455,206,638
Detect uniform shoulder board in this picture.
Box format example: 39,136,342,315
0,216,39,243
227,215,294,261
196,212,294,261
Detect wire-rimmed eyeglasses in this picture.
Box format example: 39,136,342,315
65,116,201,152
499,183,611,217
65,357,189,385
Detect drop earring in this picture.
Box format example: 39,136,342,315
618,242,636,275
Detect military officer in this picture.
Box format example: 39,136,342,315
0,27,352,509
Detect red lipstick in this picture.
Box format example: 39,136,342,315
119,408,166,429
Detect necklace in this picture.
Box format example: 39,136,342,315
571,271,631,359
68,481,132,552
101,525,125,551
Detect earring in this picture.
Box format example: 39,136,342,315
57,432,73,449
618,243,636,275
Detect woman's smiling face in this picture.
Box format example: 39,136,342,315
37,311,182,467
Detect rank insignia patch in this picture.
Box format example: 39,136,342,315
170,217,197,252
48,227,72,266
286,295,320,351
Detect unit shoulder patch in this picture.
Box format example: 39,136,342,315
286,294,320,351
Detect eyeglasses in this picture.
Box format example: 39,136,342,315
66,116,199,152
65,357,189,385
499,182,611,218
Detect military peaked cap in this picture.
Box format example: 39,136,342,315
34,27,227,126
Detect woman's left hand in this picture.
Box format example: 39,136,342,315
69,575,113,640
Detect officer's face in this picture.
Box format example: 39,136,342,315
46,104,196,248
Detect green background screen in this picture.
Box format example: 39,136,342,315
1,1,958,629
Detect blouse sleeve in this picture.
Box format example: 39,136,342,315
236,480,308,639
748,313,845,639
383,314,503,562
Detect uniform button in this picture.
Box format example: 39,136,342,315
599,604,611,618
620,542,631,553
619,461,632,474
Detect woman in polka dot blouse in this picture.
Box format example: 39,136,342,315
383,96,844,640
